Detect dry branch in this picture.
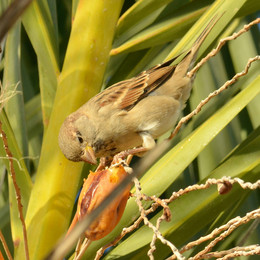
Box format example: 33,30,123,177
133,177,184,260
191,209,260,259
95,177,259,260
201,245,260,259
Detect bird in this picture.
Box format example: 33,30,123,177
58,15,221,166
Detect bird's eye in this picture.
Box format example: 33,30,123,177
77,136,84,144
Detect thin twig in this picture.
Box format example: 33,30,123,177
0,155,39,165
95,177,259,260
0,156,27,172
0,83,21,111
201,245,260,259
75,239,91,260
132,190,172,258
168,209,260,260
191,209,260,259
169,55,260,140
73,235,85,260
148,209,170,258
215,246,260,259
166,177,260,204
165,178,260,260
0,230,13,260
188,17,260,78
0,121,29,260
134,177,184,260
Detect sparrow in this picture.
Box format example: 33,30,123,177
58,15,220,165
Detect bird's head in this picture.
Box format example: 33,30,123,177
58,112,97,165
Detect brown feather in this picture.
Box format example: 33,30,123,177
93,55,182,111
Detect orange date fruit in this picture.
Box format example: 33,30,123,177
67,165,131,240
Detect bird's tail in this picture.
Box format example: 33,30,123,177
174,13,223,77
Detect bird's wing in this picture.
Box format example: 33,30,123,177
93,57,179,111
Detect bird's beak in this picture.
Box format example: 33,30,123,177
81,146,97,165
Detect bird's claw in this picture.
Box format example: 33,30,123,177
112,150,132,165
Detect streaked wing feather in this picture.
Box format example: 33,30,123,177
121,65,177,111
93,55,182,111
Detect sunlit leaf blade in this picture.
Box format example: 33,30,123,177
237,0,260,17
16,1,124,259
111,5,208,55
115,0,174,43
112,0,249,56
0,205,9,230
21,0,60,128
3,22,28,159
25,94,42,139
72,0,79,18
117,0,171,34
25,94,42,169
166,0,247,60
0,0,8,15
